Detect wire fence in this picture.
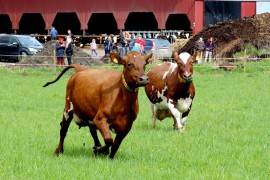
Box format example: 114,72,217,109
1,55,270,73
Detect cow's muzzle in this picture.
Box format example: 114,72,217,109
137,75,150,86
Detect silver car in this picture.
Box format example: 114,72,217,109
129,38,173,59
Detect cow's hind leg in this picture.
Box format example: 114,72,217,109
55,111,73,155
151,104,157,128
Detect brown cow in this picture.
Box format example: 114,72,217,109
144,52,195,132
43,51,152,159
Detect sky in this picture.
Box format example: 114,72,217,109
257,2,270,14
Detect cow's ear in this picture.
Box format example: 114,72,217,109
110,52,124,64
144,53,153,64
173,51,180,63
191,53,196,63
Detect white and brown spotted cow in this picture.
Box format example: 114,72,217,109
144,52,195,132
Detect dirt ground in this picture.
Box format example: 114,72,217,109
19,40,105,66
179,13,270,58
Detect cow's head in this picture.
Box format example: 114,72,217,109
110,51,152,91
173,52,194,83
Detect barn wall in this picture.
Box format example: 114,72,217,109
0,0,196,32
241,2,256,18
194,0,204,35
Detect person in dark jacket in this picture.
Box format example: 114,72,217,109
50,26,58,40
65,36,74,65
55,37,65,66
104,36,113,55
205,37,216,62
194,37,205,64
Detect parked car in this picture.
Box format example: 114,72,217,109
128,38,173,59
0,34,44,62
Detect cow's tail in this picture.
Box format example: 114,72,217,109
43,64,85,87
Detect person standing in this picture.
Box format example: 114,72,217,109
67,29,74,41
195,37,205,64
119,31,128,56
65,36,74,65
135,34,146,54
55,37,65,66
104,36,113,55
50,26,58,40
90,39,98,56
205,37,216,62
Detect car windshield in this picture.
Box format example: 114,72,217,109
154,39,170,46
16,36,42,46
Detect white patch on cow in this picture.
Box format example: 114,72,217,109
63,102,74,120
151,87,192,130
179,52,191,64
181,117,188,125
73,113,82,125
134,55,137,58
154,85,168,109
162,63,177,79
176,95,193,113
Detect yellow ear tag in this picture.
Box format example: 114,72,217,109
113,58,118,64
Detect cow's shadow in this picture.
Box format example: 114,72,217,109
51,146,129,160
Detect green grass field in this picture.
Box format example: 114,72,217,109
0,61,269,179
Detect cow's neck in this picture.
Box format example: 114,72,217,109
121,73,139,92
178,73,193,84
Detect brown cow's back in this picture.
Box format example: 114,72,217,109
67,69,138,125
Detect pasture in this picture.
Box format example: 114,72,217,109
0,62,269,179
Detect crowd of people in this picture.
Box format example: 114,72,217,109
49,26,216,67
49,26,139,67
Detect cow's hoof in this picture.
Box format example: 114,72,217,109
179,126,185,132
54,148,63,156
173,125,185,132
93,146,109,155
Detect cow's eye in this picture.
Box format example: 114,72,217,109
127,62,133,68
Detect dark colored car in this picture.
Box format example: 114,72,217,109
0,34,44,62
129,38,173,59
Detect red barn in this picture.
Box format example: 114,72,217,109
0,0,256,35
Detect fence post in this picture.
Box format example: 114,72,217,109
53,46,56,72
244,48,247,73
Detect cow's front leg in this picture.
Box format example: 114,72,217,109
109,132,128,159
89,125,102,151
168,100,184,132
55,112,73,155
180,110,191,132
93,117,112,155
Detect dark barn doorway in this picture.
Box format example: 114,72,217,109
52,13,82,35
87,13,118,35
125,12,158,31
204,1,241,26
18,13,46,34
166,14,191,31
0,14,12,33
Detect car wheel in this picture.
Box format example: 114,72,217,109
18,52,28,62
